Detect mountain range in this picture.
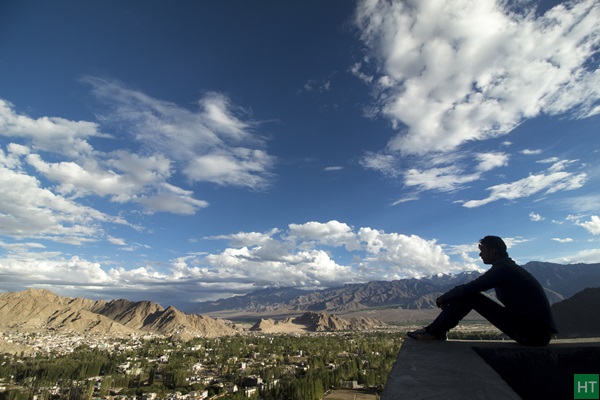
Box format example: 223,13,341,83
0,262,598,340
195,262,600,315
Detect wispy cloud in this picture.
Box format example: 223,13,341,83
463,159,587,208
84,77,275,189
552,237,573,243
363,150,510,196
521,149,543,155
552,248,600,264
298,78,332,94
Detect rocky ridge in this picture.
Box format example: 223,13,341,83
249,312,384,333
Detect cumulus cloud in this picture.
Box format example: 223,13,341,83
0,149,117,244
0,252,114,287
288,220,361,251
577,215,600,235
529,212,544,222
354,0,600,155
0,220,475,306
476,152,509,172
0,99,107,157
188,221,466,289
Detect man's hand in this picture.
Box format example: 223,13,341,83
435,296,447,310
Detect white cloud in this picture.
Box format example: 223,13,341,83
359,151,399,177
521,149,542,155
364,148,511,195
1,92,211,218
355,227,453,277
0,220,491,305
107,236,127,246
391,193,420,205
0,153,114,244
354,0,600,155
288,221,361,251
0,76,272,240
403,165,480,192
135,183,208,215
577,215,600,235
206,229,280,248
551,237,574,243
0,99,108,157
552,247,600,264
183,149,273,188
0,253,114,286
199,247,353,287
463,159,587,208
529,212,544,222
324,166,343,172
83,77,275,188
476,152,509,172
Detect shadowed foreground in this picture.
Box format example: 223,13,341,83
382,338,600,400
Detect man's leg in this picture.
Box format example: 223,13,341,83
426,292,518,340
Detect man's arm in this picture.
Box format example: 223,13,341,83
435,262,511,307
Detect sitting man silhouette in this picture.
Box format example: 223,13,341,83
408,236,558,346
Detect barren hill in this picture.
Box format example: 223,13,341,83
249,312,384,333
0,289,239,338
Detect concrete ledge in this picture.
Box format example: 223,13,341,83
382,338,600,400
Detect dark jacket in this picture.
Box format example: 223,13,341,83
440,257,558,334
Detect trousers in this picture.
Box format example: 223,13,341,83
426,292,552,346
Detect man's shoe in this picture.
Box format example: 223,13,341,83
407,328,447,341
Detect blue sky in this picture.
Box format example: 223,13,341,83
1,0,599,310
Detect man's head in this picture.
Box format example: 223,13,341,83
478,236,508,264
